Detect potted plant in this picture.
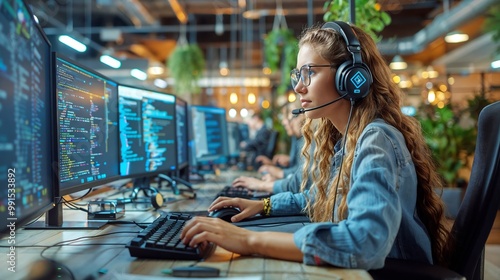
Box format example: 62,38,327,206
263,28,298,95
417,104,477,218
323,0,392,42
167,43,206,96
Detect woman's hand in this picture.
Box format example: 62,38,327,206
181,216,261,255
272,154,290,167
255,155,272,165
232,176,274,192
208,197,264,222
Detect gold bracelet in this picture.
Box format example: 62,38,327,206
263,198,271,216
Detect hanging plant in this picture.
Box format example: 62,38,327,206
263,2,299,96
323,0,391,42
264,28,298,95
483,3,500,55
167,43,206,95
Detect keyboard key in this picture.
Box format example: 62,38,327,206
127,213,215,260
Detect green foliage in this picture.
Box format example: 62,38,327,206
263,28,298,95
417,105,476,187
483,3,500,55
323,0,391,42
167,43,206,95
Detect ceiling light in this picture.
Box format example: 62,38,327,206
248,92,256,104
58,35,87,52
130,69,147,80
154,79,168,88
261,100,270,109
99,55,121,69
389,55,407,70
240,108,248,118
491,59,500,69
148,62,164,75
229,92,238,104
228,108,237,118
445,31,469,43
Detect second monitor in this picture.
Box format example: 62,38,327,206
190,105,229,173
118,85,177,177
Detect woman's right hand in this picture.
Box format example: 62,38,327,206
208,197,264,222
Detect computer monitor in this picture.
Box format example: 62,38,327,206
55,54,121,195
227,121,242,159
190,105,229,172
0,0,54,236
118,85,176,177
23,54,122,230
175,97,189,170
175,97,191,182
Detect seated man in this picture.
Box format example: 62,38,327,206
240,111,273,169
258,107,305,181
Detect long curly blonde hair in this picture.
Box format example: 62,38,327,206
298,23,450,266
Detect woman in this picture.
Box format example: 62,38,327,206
181,21,450,270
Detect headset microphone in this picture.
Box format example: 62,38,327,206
291,93,348,116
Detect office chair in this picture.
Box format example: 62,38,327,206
369,101,500,280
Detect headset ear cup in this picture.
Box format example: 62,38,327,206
150,192,164,209
336,62,372,101
335,60,352,96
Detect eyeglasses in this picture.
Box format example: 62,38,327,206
290,64,333,89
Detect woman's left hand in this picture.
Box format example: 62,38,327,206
180,217,260,255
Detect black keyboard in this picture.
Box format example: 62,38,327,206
215,186,271,200
127,212,215,260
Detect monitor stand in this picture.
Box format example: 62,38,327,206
24,203,107,230
158,173,196,199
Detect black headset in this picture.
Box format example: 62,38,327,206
321,21,373,102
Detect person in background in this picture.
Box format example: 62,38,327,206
232,111,306,194
181,21,450,270
240,111,273,169
255,102,304,180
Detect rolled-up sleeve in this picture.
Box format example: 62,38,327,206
292,127,402,269
269,191,306,215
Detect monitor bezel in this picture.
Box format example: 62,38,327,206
175,96,189,170
0,0,55,236
227,121,242,158
54,53,122,196
190,105,230,164
118,84,177,179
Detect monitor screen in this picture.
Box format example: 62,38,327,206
55,54,120,195
190,105,229,163
0,0,54,235
227,121,241,157
176,97,189,169
119,85,176,177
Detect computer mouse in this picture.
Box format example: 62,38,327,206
208,207,241,222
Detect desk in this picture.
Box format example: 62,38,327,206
0,171,372,280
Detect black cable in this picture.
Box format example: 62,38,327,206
107,220,147,228
62,188,93,202
39,231,140,257
331,99,355,222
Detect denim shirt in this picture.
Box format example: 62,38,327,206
269,119,432,269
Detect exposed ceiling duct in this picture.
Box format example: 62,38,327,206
378,0,497,56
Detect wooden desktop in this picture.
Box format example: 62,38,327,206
0,171,372,280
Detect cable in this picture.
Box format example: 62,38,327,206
331,99,355,222
63,188,93,202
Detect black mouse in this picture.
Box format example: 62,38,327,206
208,207,241,222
